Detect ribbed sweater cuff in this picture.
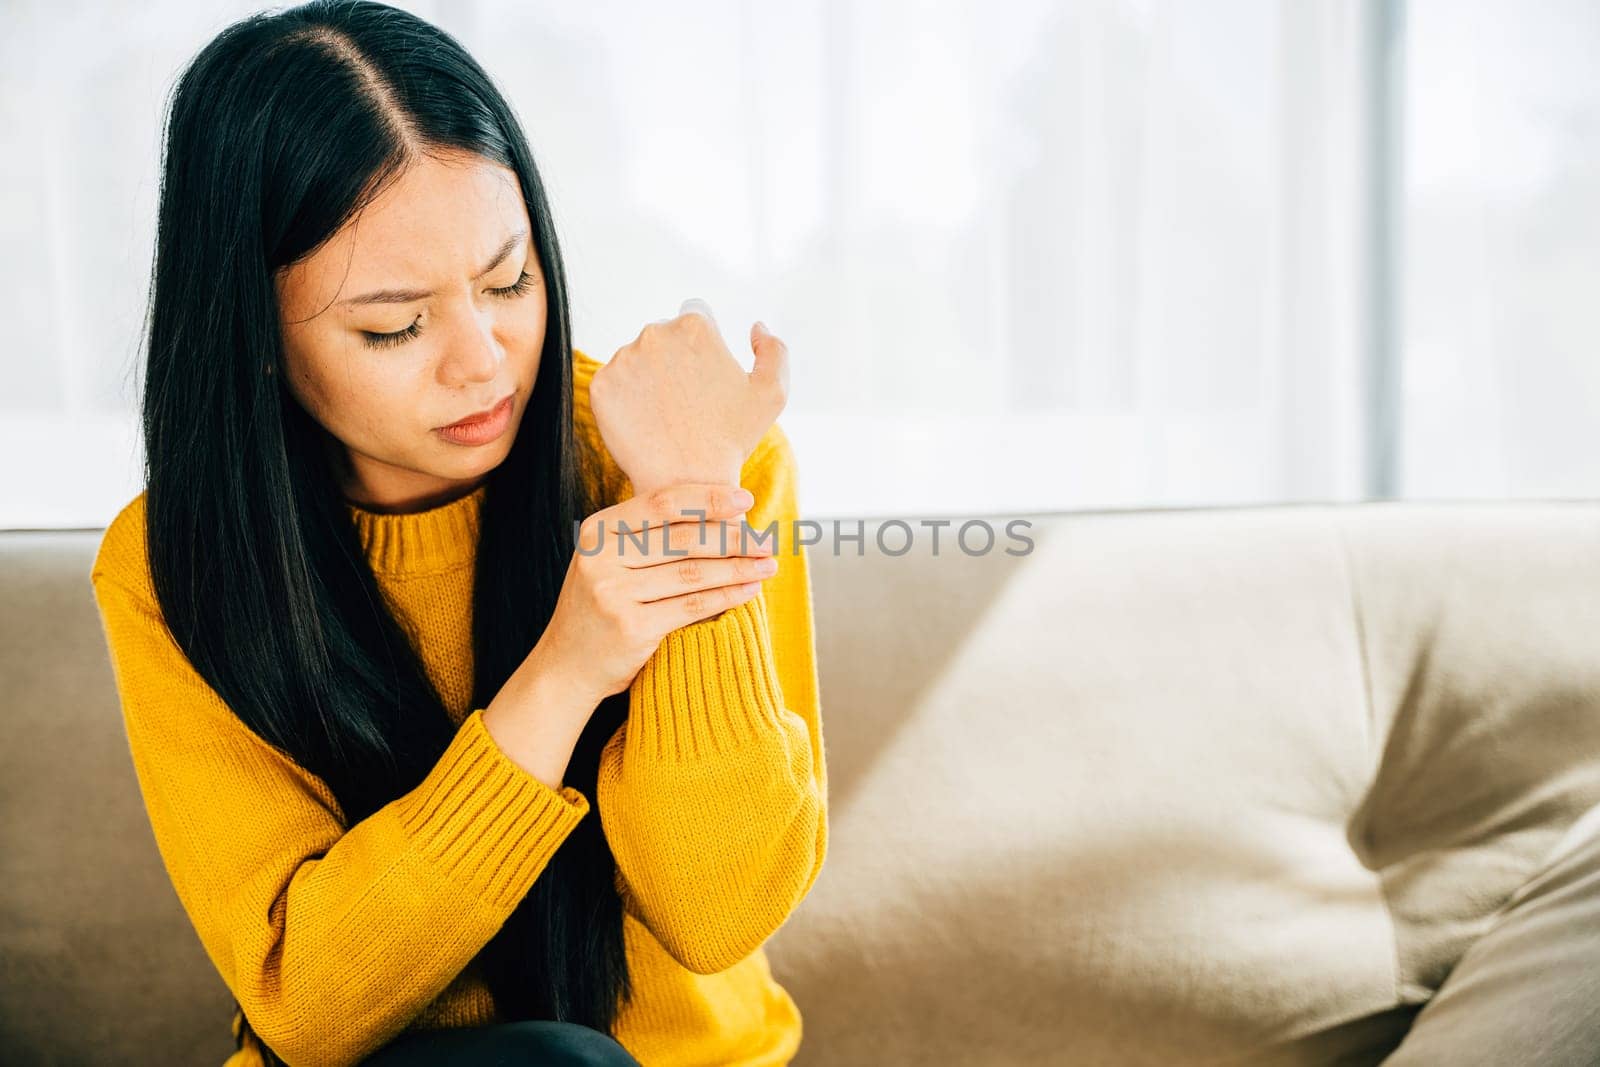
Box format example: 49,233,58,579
627,595,787,762
389,707,591,911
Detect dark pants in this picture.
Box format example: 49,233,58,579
358,1020,643,1066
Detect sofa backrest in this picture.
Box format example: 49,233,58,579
3,501,1598,1064
766,501,1600,1065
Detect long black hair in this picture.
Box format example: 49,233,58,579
139,1,632,1057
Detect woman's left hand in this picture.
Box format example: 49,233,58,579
589,301,790,499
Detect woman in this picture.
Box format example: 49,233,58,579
88,2,827,1065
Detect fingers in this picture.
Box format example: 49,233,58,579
597,483,751,532
643,297,717,335
639,574,766,631
578,484,775,562
612,517,775,567
631,553,778,604
679,297,718,330
749,320,790,402
584,515,772,566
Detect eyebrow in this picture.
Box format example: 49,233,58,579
339,229,529,307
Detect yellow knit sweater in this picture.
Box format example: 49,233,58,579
89,348,828,1067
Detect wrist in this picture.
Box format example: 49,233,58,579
521,640,607,715
481,647,601,790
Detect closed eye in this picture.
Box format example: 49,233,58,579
360,271,537,349
489,270,537,299
362,318,422,349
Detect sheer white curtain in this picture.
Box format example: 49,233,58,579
1,1,1594,527
461,0,1377,519
1402,0,1600,499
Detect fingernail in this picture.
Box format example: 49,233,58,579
733,488,754,508
754,321,768,336
756,556,779,575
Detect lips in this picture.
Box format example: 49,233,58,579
440,394,513,429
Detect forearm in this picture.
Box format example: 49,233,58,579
481,640,603,791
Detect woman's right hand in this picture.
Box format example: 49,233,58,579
536,482,780,705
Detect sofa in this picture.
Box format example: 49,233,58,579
2,500,1598,1065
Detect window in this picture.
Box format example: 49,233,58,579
3,0,1594,527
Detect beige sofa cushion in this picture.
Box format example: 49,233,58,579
1381,800,1600,1065
767,502,1600,1065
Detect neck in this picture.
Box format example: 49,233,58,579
329,437,487,516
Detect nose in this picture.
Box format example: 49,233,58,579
443,303,505,386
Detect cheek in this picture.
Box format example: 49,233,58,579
501,299,548,360
348,366,422,440
292,349,415,441
284,360,335,426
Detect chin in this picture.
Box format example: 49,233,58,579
432,431,516,473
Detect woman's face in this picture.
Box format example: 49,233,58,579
275,149,546,513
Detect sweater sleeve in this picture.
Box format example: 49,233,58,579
594,421,829,975
89,522,592,1067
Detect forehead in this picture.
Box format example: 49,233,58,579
278,152,530,318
